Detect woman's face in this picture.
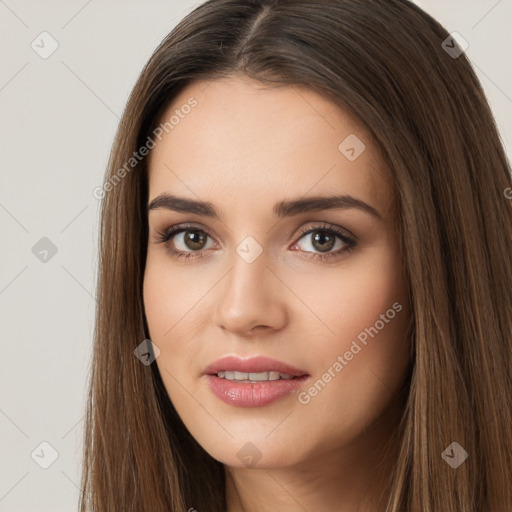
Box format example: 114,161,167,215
143,75,411,470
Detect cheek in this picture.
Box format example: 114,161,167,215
291,241,408,351
290,244,410,425
142,256,193,380
143,262,173,340
142,253,212,402
142,252,207,339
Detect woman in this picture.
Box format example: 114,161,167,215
80,1,512,511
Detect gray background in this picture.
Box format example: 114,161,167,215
0,1,510,510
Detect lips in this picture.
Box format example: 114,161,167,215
206,374,311,407
203,355,309,377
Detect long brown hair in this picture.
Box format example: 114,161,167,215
79,1,512,510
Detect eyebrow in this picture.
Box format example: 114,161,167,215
147,193,383,221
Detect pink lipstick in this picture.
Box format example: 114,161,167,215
204,356,310,407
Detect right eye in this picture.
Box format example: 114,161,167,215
154,223,216,260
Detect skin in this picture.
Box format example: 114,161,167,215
143,75,412,512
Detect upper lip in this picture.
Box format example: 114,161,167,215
204,356,309,377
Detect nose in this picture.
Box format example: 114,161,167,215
213,247,288,337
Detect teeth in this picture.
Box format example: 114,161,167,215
217,370,295,381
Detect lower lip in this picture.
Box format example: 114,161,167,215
205,374,310,407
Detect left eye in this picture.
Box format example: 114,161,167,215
294,228,350,253
290,225,356,260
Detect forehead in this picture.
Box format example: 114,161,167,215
146,76,394,220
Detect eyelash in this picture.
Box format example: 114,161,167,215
153,222,356,262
